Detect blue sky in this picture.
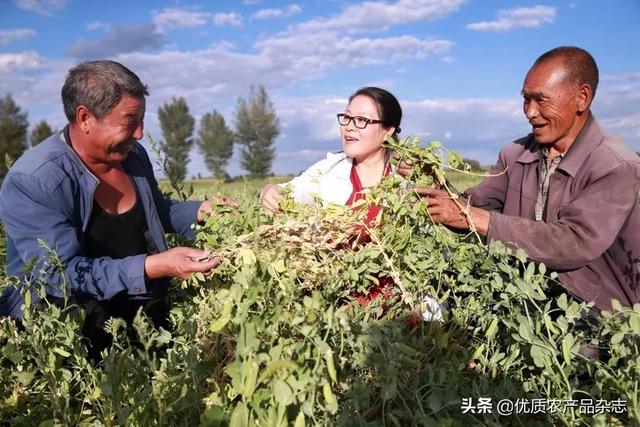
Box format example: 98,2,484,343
1,0,639,177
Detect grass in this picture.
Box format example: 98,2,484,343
159,171,484,201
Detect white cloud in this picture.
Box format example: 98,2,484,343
402,98,524,154
86,21,109,31
152,8,210,31
0,52,71,124
0,51,44,72
602,72,640,83
255,33,453,80
151,8,243,31
213,12,243,28
253,4,302,20
595,73,640,143
278,149,328,159
293,0,465,34
16,0,69,15
466,5,556,32
243,0,261,4
0,28,36,45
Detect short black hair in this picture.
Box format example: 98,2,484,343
61,60,149,123
533,46,599,98
348,87,402,135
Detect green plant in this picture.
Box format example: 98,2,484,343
0,137,637,426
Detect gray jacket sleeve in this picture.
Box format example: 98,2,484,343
487,161,640,270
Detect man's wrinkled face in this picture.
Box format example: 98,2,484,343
521,58,582,147
87,95,145,163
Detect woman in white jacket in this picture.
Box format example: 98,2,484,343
260,86,401,211
260,87,444,321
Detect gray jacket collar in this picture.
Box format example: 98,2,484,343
515,114,602,177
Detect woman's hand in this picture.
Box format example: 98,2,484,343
260,184,284,212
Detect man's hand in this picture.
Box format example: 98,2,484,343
260,184,284,212
416,187,490,235
145,247,221,280
197,197,238,222
392,152,414,178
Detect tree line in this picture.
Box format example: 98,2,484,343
0,85,279,181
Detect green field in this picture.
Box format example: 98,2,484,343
1,171,638,426
159,170,484,201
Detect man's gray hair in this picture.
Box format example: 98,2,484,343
61,60,149,123
533,46,599,99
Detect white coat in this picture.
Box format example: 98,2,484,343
280,152,354,206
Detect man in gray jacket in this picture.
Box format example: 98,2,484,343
410,46,640,312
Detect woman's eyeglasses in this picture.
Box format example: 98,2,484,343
337,113,384,129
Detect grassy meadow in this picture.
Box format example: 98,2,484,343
159,170,484,201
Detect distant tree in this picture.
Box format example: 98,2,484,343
157,97,195,182
234,86,279,179
30,120,55,147
0,94,29,179
463,158,484,172
197,110,234,180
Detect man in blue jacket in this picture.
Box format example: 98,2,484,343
0,60,222,358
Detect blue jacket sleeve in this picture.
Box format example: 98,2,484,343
0,172,148,300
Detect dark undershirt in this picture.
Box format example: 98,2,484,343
84,184,148,259
83,183,168,294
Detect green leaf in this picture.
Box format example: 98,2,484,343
210,316,230,333
611,299,623,313
53,347,71,358
229,402,248,427
273,379,293,406
294,410,305,427
556,293,568,311
472,343,485,360
518,322,532,341
4,346,24,364
13,370,36,387
561,335,574,365
630,315,640,334
530,345,546,368
610,333,625,346
200,406,225,427
447,151,463,168
524,262,535,281
242,359,259,399
323,383,338,413
238,248,257,266
258,360,298,384
538,263,547,275
324,350,337,383
486,318,499,339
